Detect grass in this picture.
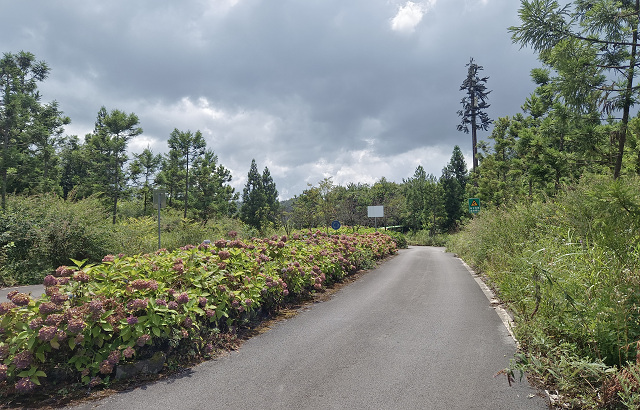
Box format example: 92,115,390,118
447,174,640,408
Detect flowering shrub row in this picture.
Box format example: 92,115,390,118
0,230,396,396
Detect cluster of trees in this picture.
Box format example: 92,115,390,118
0,51,238,225
0,50,478,236
470,0,640,206
284,146,469,234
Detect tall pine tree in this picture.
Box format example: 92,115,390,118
458,58,492,173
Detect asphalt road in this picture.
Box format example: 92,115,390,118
55,246,548,409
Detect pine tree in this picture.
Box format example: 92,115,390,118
440,146,468,232
240,159,278,232
167,129,206,218
509,0,640,178
458,58,492,173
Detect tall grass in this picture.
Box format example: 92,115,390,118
448,174,640,407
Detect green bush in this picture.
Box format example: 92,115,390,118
0,195,113,285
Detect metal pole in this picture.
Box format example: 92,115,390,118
158,204,161,249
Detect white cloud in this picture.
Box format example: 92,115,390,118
390,1,435,33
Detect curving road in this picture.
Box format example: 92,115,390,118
68,246,548,409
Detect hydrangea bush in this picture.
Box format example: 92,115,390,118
0,230,396,396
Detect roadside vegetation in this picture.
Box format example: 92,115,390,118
0,229,397,403
449,175,640,408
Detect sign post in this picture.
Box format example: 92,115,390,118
331,220,341,230
468,198,480,214
368,206,384,231
153,189,167,249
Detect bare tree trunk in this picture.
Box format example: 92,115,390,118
614,0,639,179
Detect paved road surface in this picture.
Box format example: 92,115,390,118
57,246,547,409
0,284,45,300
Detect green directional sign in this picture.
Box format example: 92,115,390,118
468,198,480,214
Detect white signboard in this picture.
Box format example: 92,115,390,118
367,206,384,218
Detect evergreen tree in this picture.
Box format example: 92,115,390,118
0,51,69,209
167,129,206,218
262,165,279,227
129,147,162,215
85,106,142,224
240,159,278,232
191,149,237,222
440,146,468,232
403,166,444,233
458,57,492,173
509,0,640,178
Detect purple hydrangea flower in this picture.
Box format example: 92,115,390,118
66,319,86,335
43,275,58,287
29,317,43,330
123,346,135,359
136,334,151,347
15,377,36,393
38,302,59,315
73,271,90,283
38,325,57,342
176,293,189,305
99,360,113,375
44,314,64,326
12,351,33,370
126,316,138,325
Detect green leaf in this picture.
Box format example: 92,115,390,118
68,338,76,350
152,327,161,337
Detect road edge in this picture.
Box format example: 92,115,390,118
453,253,519,347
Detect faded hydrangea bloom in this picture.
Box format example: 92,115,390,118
99,360,113,374
0,302,16,315
38,302,59,315
51,292,69,304
66,319,86,335
89,376,102,387
168,301,179,310
88,300,105,315
15,377,36,393
43,275,58,287
10,292,30,306
176,293,189,305
126,298,149,311
136,334,151,347
29,317,44,330
72,271,90,283
107,350,120,365
44,314,64,326
38,326,57,342
123,346,135,359
12,351,33,370
0,364,7,382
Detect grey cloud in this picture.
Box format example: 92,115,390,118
1,0,540,198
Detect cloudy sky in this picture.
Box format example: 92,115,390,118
2,0,539,199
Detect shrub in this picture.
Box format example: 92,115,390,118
0,231,397,398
